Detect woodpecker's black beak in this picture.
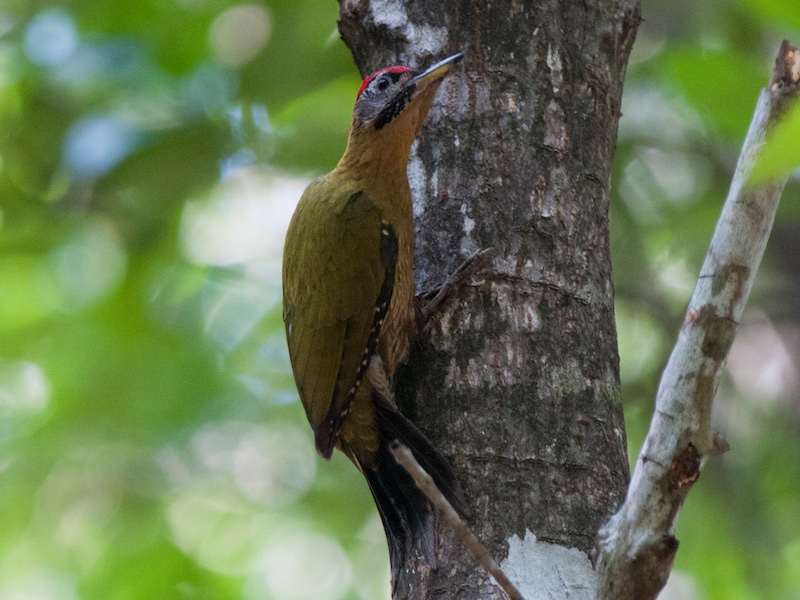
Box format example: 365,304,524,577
409,52,464,91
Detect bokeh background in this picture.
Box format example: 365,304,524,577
1,1,798,598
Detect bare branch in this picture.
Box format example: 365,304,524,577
595,40,800,600
390,442,526,600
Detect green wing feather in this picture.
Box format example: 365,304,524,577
282,177,385,452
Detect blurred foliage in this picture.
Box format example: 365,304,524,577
753,101,800,182
0,0,798,599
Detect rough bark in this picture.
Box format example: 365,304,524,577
595,40,800,600
337,1,641,597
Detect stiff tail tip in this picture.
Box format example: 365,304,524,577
363,402,466,582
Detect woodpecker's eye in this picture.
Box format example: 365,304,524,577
376,76,391,91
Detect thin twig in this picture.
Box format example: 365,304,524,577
390,441,525,600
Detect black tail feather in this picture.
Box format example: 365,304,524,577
363,396,466,581
364,442,431,571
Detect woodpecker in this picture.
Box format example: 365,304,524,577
282,52,465,579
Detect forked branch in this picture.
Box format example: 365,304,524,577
595,40,800,600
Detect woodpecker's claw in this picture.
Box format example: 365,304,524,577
420,247,495,328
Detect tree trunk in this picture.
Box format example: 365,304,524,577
338,1,641,597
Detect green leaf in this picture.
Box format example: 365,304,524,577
740,0,800,31
662,47,766,138
750,99,800,183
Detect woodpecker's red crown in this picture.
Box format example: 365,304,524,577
356,66,412,101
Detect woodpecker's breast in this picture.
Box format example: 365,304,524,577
378,221,416,374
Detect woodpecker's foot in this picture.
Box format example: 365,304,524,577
420,248,494,327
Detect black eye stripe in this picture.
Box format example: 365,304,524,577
374,84,415,130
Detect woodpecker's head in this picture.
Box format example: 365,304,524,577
351,52,464,132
